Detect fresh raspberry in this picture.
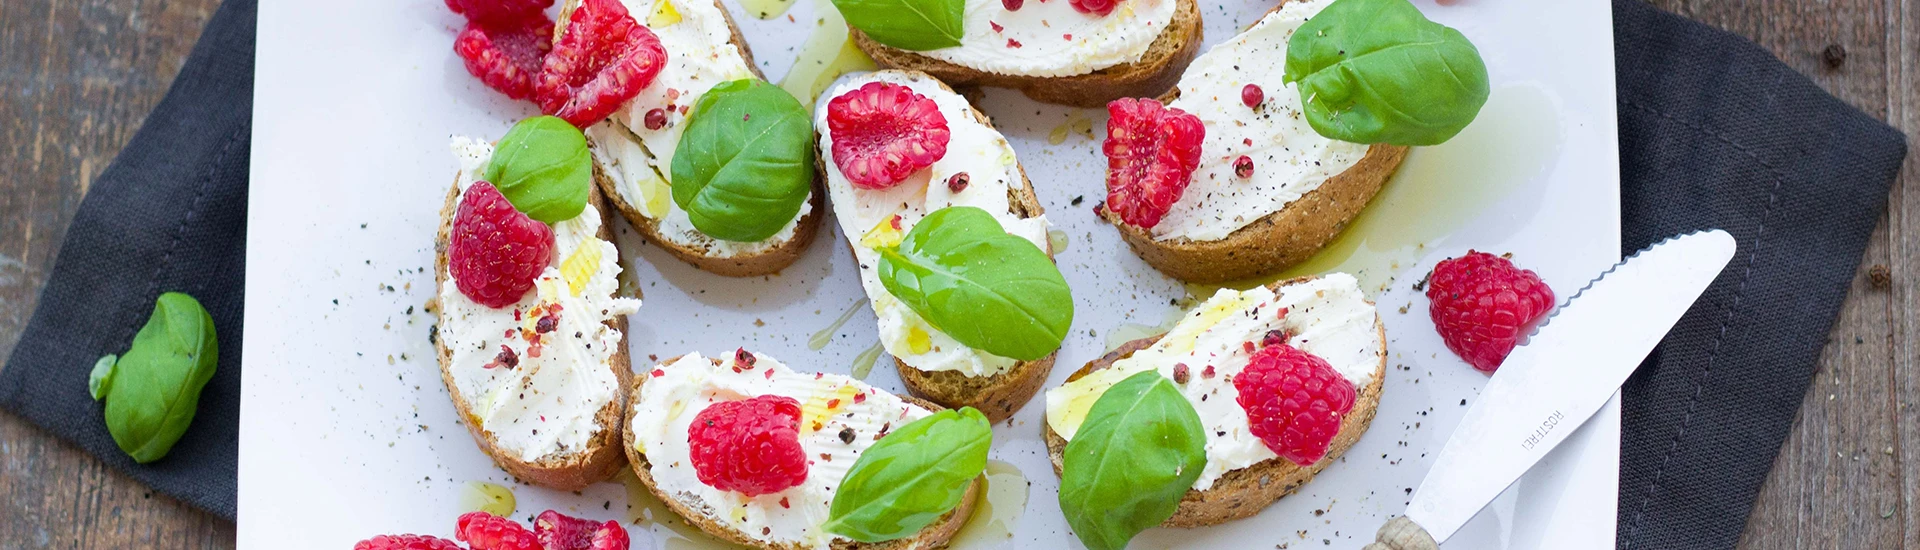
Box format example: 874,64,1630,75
454,15,554,101
353,534,465,550
445,0,553,26
686,395,808,496
535,0,666,127
827,81,951,190
534,510,630,550
1425,251,1556,372
1234,343,1356,466
1102,98,1204,228
456,512,539,550
1071,0,1118,16
450,181,555,309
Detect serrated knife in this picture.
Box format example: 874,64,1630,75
1364,229,1738,550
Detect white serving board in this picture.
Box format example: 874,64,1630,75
239,0,1620,548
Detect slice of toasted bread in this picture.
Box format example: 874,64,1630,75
433,181,632,490
852,0,1203,108
621,355,982,550
580,0,823,277
813,70,1056,423
1043,276,1387,527
1099,1,1410,284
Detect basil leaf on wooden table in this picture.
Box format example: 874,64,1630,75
483,115,593,223
830,0,964,51
95,292,219,464
1282,0,1489,146
825,406,992,542
671,79,816,242
876,206,1073,361
1059,371,1206,550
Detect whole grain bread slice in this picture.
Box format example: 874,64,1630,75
621,355,982,550
852,0,1203,108
1042,276,1387,527
1099,1,1410,284
579,0,825,277
433,181,633,490
814,71,1057,424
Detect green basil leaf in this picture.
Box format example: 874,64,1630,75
825,406,991,542
876,206,1072,361
831,0,964,51
483,115,593,223
1281,0,1489,146
1058,371,1206,550
88,354,117,401
670,79,816,242
101,292,218,464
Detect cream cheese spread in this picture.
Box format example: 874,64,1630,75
920,0,1177,78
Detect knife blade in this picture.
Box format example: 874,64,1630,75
1365,229,1738,549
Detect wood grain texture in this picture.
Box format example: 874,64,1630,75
0,0,1910,549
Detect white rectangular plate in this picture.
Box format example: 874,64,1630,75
240,0,1620,548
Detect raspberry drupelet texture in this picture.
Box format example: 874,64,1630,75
453,15,554,101
456,511,541,550
686,394,810,496
827,81,952,190
536,0,667,127
446,0,553,26
1425,251,1556,372
534,510,630,550
1070,0,1118,16
1103,98,1205,228
353,534,466,550
1234,343,1357,466
449,181,555,309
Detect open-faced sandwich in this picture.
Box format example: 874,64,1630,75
1097,0,1489,284
812,69,1075,422
836,0,1203,108
1044,273,1385,548
564,0,825,276
624,349,994,549
433,116,643,490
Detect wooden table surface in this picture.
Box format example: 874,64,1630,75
1,0,1913,547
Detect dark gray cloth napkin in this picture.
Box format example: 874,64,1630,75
0,1,1905,546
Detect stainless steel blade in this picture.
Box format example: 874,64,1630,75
1404,230,1737,543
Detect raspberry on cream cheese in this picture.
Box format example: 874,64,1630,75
920,0,1177,78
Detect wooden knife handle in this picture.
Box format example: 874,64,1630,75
1361,516,1439,550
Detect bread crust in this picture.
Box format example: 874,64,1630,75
1041,276,1387,527
433,180,633,491
586,0,824,277
851,0,1204,108
621,355,982,550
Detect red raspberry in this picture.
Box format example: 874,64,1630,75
353,534,465,550
1235,343,1356,466
1425,251,1556,372
687,395,808,496
445,0,553,26
450,181,555,308
456,512,539,550
534,510,630,550
827,81,951,190
1102,98,1204,228
1071,0,1118,16
454,15,554,101
536,0,666,127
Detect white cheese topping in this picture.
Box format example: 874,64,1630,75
920,0,1177,78
1152,0,1368,242
630,352,931,550
440,137,643,463
1044,273,1380,490
816,71,1052,377
584,0,812,257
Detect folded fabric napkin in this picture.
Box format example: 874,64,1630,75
0,2,1904,548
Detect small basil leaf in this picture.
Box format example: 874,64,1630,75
825,406,991,542
1059,371,1206,550
483,115,593,223
1281,0,1489,146
831,0,964,51
101,292,219,464
876,206,1072,361
88,354,117,402
670,79,816,242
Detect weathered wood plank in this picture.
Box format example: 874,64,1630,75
1884,0,1920,546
